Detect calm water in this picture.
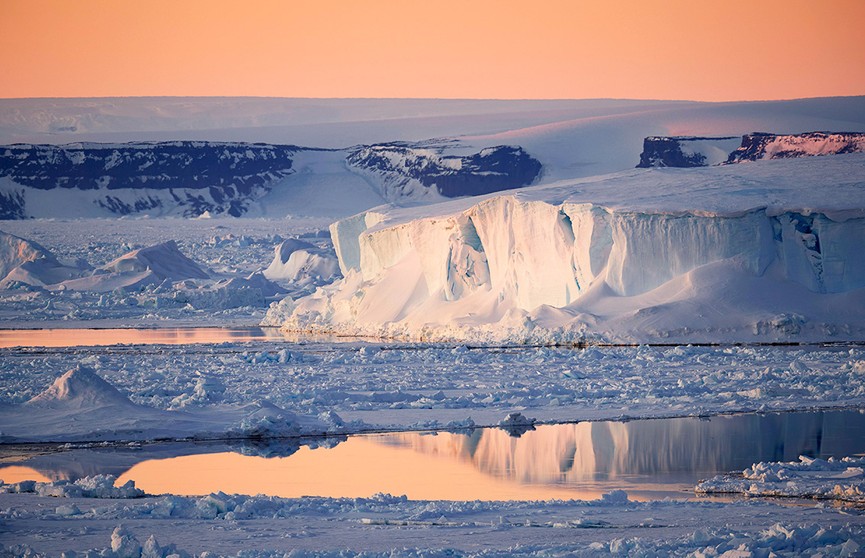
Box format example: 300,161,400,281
0,327,308,348
3,409,864,501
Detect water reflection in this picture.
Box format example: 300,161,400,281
2,410,864,501
0,327,383,348
383,410,865,486
0,327,299,348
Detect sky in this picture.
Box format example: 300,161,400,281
1,0,863,102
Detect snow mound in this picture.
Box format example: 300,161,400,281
267,154,865,343
0,229,84,288
263,238,340,286
100,240,209,280
697,455,865,503
498,412,536,436
26,366,136,409
0,229,55,280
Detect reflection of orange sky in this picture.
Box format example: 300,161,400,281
115,437,614,501
1,0,863,101
0,328,280,348
0,466,51,483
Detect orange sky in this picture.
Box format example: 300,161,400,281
1,0,863,101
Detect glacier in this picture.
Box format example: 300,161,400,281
266,154,865,343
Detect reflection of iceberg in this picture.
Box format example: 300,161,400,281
383,411,865,485
4,410,864,500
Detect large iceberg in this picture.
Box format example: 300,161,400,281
266,154,865,343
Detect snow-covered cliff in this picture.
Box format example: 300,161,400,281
727,132,865,163
0,141,302,218
0,141,543,219
638,132,865,168
636,136,741,168
346,144,542,202
266,154,865,343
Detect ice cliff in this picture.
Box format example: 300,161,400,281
266,154,865,343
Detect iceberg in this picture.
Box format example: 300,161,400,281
266,154,865,343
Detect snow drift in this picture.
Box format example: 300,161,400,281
266,154,865,343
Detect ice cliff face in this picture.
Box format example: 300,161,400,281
345,144,542,202
638,132,865,168
267,154,865,343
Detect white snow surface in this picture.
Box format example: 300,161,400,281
2,483,864,557
3,332,865,555
267,154,865,344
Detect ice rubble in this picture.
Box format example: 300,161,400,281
697,455,865,503
1,474,144,499
0,227,341,321
267,154,865,343
0,234,210,292
0,365,349,443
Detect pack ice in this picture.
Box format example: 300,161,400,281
266,153,865,343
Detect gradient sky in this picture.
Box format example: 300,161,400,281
1,0,863,101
